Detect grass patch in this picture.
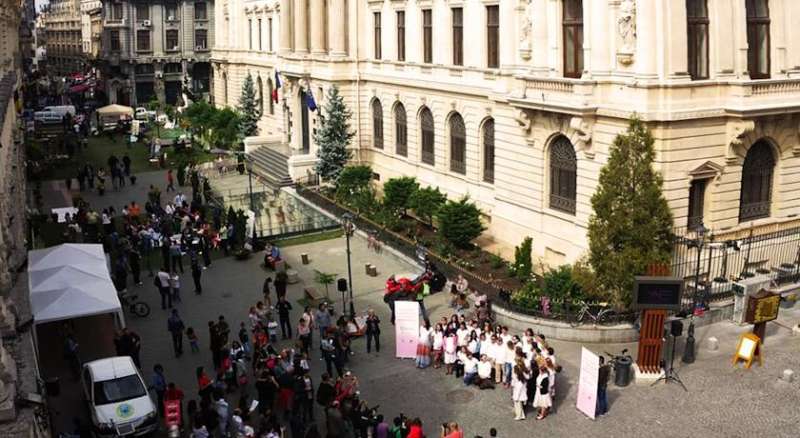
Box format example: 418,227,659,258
275,229,343,247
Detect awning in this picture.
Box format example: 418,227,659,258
69,84,90,94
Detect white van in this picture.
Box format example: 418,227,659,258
81,356,158,437
34,111,64,124
42,105,77,117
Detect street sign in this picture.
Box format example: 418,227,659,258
745,290,780,324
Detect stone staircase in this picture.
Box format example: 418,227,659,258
247,146,293,188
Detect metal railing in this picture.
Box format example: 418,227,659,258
671,223,800,311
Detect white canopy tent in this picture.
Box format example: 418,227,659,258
28,244,125,327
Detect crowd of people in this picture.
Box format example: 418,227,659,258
413,274,561,422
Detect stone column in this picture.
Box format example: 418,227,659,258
530,0,548,73
279,0,292,53
664,0,688,78
309,0,326,55
633,0,657,79
293,0,308,53
329,0,347,57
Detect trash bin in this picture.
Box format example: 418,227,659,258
44,377,60,397
614,356,633,387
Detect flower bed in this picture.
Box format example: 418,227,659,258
297,185,638,324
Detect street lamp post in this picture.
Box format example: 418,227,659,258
342,213,355,316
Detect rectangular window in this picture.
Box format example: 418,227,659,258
111,3,123,21
268,18,273,51
687,179,707,230
258,19,263,50
487,5,499,68
110,30,120,51
195,29,208,50
452,8,463,66
422,9,432,64
396,11,405,61
563,0,583,78
166,29,179,51
165,3,178,21
374,12,381,59
249,19,253,50
135,4,149,21
136,30,150,51
195,2,207,20
746,0,770,79
686,0,709,80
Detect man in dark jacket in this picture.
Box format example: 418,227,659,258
365,310,380,354
167,309,185,357
597,356,611,416
275,296,293,339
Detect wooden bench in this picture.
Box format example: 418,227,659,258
304,287,324,303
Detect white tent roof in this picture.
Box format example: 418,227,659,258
28,244,123,325
96,104,133,116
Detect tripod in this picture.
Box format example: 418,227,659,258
652,334,688,391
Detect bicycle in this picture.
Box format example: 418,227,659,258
119,291,151,317
568,301,616,327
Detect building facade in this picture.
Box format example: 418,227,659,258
42,0,84,74
80,0,103,59
99,0,215,106
213,0,800,266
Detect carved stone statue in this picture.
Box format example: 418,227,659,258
518,0,533,60
178,75,196,113
617,0,637,55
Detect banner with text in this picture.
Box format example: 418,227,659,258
576,347,600,419
395,301,420,358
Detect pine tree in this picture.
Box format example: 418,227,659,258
314,85,354,183
587,117,674,307
237,73,262,138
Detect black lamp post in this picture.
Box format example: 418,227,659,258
342,212,355,316
690,225,709,313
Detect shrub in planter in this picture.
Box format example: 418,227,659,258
410,186,447,228
489,253,506,269
542,265,584,306
512,237,533,281
437,196,485,249
382,177,419,215
511,282,541,311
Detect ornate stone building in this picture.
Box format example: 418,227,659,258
213,0,800,266
99,0,215,106
42,0,84,74
80,0,103,60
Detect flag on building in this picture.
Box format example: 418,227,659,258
306,88,317,112
272,70,281,103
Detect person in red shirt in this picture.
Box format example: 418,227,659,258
196,366,212,403
164,382,185,427
441,422,464,438
407,418,424,438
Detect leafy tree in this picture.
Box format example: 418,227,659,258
314,86,354,183
314,270,337,300
210,108,243,149
382,177,419,215
237,73,262,138
436,196,486,249
587,117,673,307
335,165,376,215
410,186,447,227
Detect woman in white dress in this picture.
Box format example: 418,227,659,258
415,321,432,368
443,333,458,375
533,364,552,420
432,324,445,369
511,365,530,420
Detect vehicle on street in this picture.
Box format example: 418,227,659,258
81,356,158,437
134,107,156,121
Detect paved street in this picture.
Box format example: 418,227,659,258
40,171,800,438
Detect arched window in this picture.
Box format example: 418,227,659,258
739,140,775,221
420,107,435,165
267,78,274,115
371,99,383,149
482,118,495,183
394,102,407,156
257,76,264,114
549,136,577,214
449,112,466,174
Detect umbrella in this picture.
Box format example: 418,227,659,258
69,84,90,94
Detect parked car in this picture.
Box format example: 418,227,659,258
81,356,158,437
134,107,156,121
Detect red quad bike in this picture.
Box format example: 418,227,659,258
384,271,433,324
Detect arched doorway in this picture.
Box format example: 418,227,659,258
300,89,310,154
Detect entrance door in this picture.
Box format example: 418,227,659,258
300,90,310,154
